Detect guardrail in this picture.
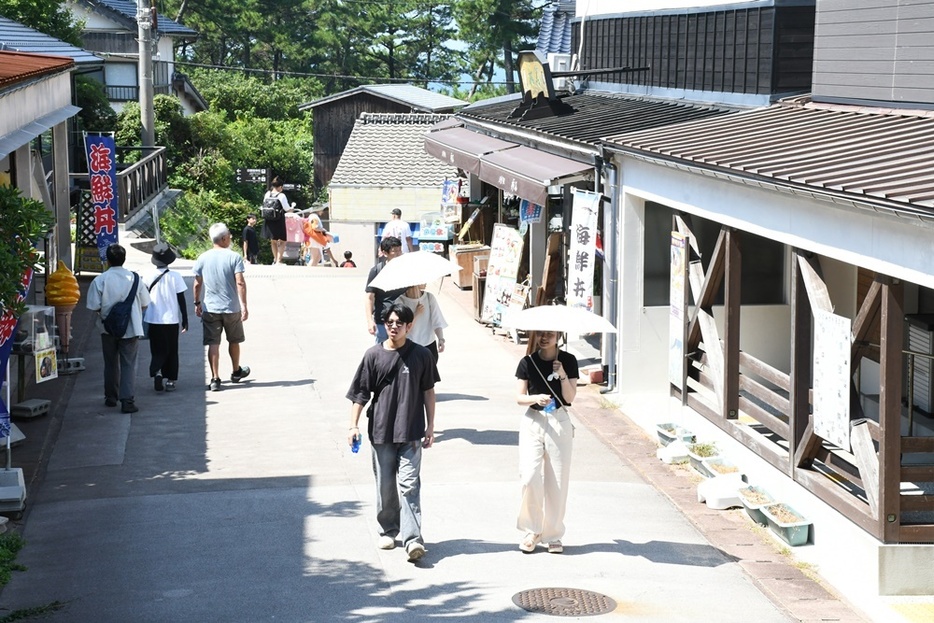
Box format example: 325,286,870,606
116,146,167,223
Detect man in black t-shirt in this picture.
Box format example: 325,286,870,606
365,236,405,342
241,214,259,264
347,303,438,563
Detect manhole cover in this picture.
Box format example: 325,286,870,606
512,587,616,617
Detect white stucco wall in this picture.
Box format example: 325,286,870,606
329,186,445,223
0,73,72,138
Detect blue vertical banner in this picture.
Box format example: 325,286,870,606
0,268,34,438
83,133,119,261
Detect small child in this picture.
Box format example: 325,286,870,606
340,250,357,268
242,214,259,264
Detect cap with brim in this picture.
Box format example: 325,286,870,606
151,242,177,267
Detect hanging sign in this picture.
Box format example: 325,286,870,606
566,189,600,311
84,133,119,262
813,309,852,451
519,199,543,224
669,232,688,389
480,224,525,325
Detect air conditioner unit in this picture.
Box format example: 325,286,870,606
546,53,573,92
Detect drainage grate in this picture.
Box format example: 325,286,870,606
512,587,616,617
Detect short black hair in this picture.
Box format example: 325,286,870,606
106,243,126,266
385,302,414,324
343,250,352,259
271,175,283,188
247,213,256,220
380,236,402,254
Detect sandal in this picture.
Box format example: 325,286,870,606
547,540,563,554
519,532,540,553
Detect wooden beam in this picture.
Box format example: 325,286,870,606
723,229,741,419
900,495,934,512
878,278,904,543
789,251,813,477
697,310,724,413
899,525,934,543
739,351,791,392
794,469,881,537
793,420,822,469
738,395,791,439
674,214,702,258
901,437,934,453
901,465,934,481
686,230,727,349
851,420,880,516
851,280,882,373
796,254,833,313
738,374,791,416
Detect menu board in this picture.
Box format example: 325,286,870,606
480,224,525,325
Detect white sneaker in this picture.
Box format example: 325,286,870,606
377,535,396,550
406,542,425,562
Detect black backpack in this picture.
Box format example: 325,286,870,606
261,193,283,220
102,274,140,338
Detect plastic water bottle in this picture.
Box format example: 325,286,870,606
351,434,361,454
543,398,557,414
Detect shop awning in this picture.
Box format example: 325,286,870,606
477,145,592,206
423,127,518,175
0,104,80,160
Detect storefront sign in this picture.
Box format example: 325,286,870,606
441,179,461,223
813,309,852,451
84,133,119,262
519,199,543,224
480,224,524,325
669,232,688,390
566,189,600,311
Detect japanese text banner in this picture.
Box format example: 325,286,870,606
83,133,119,261
567,189,600,311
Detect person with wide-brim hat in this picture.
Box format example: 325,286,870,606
143,242,189,392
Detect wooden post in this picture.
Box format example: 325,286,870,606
723,229,740,419
878,278,903,543
789,251,813,476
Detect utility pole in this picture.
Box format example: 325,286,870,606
137,0,155,147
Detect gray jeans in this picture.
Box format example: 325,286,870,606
101,334,139,402
371,441,423,548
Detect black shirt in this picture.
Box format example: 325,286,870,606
516,350,580,409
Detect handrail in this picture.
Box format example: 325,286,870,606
116,146,167,223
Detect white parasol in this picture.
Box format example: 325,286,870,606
500,304,618,334
367,251,461,291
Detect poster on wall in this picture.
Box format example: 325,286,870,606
566,189,601,311
440,179,461,223
480,224,524,325
83,133,119,262
813,309,852,451
519,199,543,225
35,346,58,383
668,232,688,389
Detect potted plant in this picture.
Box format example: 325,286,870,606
656,422,695,447
761,503,811,547
0,185,54,320
737,485,775,526
687,442,718,476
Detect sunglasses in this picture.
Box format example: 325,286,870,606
385,319,407,327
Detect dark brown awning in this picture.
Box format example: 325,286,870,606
477,145,592,206
423,127,517,174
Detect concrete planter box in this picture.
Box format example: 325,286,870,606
687,443,719,477
761,503,811,547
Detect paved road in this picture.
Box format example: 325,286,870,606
0,245,849,622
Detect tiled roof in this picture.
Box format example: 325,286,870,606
0,50,73,89
459,91,735,147
0,17,101,66
536,1,575,55
330,113,459,187
603,96,934,216
300,84,466,113
82,0,198,36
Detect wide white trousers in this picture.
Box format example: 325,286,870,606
517,406,574,542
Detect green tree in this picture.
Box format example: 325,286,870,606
0,0,84,46
74,76,118,132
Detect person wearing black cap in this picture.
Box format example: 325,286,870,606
143,242,189,392
380,208,414,253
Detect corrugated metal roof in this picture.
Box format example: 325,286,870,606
459,91,735,147
536,2,574,55
0,16,102,66
0,50,74,89
330,113,459,187
300,84,466,113
604,96,934,214
83,0,198,36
